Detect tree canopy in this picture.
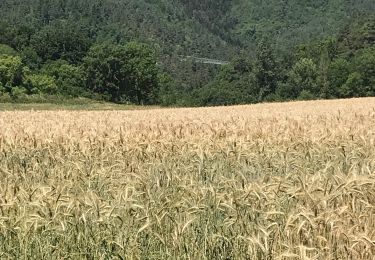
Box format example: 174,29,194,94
0,1,373,105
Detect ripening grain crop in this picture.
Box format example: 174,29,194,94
0,98,374,259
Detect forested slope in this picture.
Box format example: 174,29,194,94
1,0,373,56
229,0,374,48
0,0,374,105
0,0,236,59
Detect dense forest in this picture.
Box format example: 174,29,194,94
0,0,374,105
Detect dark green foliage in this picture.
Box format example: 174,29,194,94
24,73,57,95
340,72,364,98
29,20,93,64
41,60,87,97
326,58,350,97
0,55,24,92
351,47,375,96
20,47,42,70
156,73,191,106
337,17,375,55
254,40,280,100
0,21,35,51
199,16,374,106
0,1,373,105
287,58,319,99
193,81,252,106
0,44,18,56
83,42,159,104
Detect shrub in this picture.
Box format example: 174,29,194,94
24,74,58,95
41,60,87,97
0,55,24,91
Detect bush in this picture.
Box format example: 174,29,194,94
41,60,88,97
287,58,318,98
24,74,58,95
193,83,250,106
0,44,18,56
0,55,24,91
10,86,28,100
298,90,316,100
327,58,350,97
339,72,364,98
83,42,159,104
0,92,12,102
352,47,375,96
0,82,5,93
20,47,42,70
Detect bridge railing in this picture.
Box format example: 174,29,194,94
179,56,230,65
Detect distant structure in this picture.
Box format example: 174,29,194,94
180,56,229,65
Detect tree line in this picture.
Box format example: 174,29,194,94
186,20,374,106
0,9,373,105
159,17,375,106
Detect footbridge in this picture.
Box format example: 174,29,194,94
180,56,230,65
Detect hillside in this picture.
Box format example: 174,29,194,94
229,0,375,48
0,0,374,105
0,0,374,58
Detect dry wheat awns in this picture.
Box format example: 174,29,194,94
0,98,374,259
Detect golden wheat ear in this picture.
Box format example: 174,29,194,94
0,98,374,259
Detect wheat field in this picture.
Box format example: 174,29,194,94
0,98,374,259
